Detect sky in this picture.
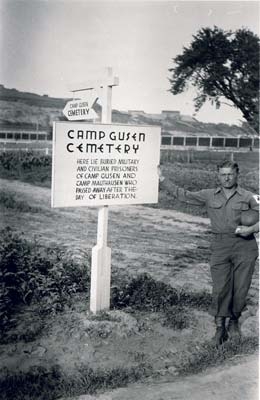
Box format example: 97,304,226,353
0,0,259,125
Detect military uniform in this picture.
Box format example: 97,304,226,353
172,185,259,318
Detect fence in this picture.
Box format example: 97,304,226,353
161,135,259,150
0,141,52,155
0,131,259,159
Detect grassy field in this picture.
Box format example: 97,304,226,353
0,150,258,217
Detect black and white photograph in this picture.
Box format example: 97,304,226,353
0,1,259,399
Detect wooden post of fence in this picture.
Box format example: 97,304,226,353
187,150,193,163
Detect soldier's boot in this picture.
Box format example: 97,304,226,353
214,317,228,347
227,314,241,340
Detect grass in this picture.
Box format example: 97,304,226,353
111,273,212,312
162,305,191,329
0,190,42,213
0,151,258,216
0,228,90,341
175,336,258,375
0,363,151,400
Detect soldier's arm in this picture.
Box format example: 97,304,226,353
236,222,259,236
236,194,259,236
158,167,207,206
249,195,259,233
249,194,259,233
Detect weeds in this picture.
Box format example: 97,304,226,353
0,227,90,340
163,305,191,329
176,336,259,375
111,273,211,312
0,362,151,400
0,190,42,213
0,152,51,186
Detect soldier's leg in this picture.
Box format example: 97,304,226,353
231,240,258,316
209,253,233,318
228,238,258,338
210,244,233,346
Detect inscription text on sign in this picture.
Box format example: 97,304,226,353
51,121,161,208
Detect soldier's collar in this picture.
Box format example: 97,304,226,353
214,185,242,195
236,186,243,195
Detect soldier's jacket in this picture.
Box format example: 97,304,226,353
168,185,259,234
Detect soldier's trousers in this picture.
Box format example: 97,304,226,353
209,234,258,318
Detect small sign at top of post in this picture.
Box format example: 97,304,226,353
63,93,98,121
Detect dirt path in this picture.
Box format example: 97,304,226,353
1,178,213,290
1,178,259,400
65,354,258,400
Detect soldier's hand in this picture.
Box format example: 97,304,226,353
157,165,165,182
235,225,254,237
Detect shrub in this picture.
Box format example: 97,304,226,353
0,190,42,213
0,152,51,171
111,273,211,312
0,152,51,186
0,227,90,338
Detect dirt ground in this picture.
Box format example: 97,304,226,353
0,178,259,400
63,354,259,400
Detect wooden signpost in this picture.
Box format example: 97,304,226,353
52,68,161,314
90,68,115,314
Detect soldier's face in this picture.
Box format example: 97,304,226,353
218,167,238,189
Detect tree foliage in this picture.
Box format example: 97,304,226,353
169,26,260,133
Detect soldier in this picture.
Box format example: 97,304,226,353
159,160,259,346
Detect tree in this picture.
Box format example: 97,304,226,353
169,26,260,134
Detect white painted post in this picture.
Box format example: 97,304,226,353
66,67,118,313
90,67,114,313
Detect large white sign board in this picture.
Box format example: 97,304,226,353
52,121,161,207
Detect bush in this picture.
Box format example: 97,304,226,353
0,152,51,171
111,273,211,312
0,152,51,186
0,190,42,213
0,227,90,338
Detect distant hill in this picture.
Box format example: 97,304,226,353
0,84,68,108
0,84,253,136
